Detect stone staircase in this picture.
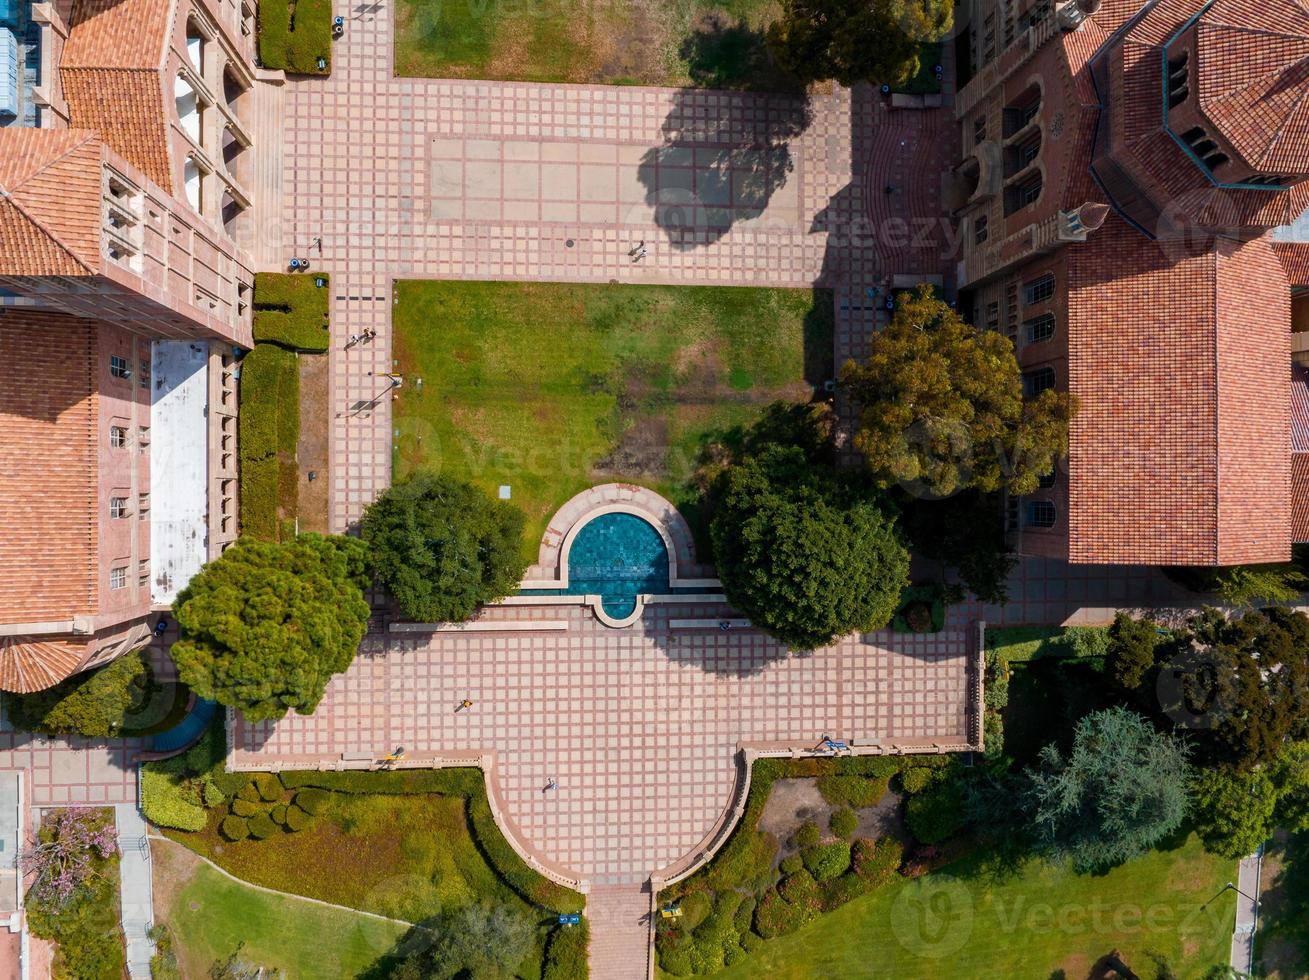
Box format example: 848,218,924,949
587,882,654,980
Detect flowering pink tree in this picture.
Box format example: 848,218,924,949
22,806,118,912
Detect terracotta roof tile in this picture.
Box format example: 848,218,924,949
1292,363,1309,450
0,637,89,693
60,69,172,192
0,310,98,624
1273,240,1309,284
60,0,172,70
0,201,90,276
1294,453,1309,541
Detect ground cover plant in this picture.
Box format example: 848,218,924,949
258,0,331,74
394,0,792,86
24,807,125,980
152,840,407,979
161,765,584,977
238,342,299,541
391,280,832,558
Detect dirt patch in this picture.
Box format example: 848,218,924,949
296,353,329,534
150,837,202,919
594,415,671,479
758,777,908,861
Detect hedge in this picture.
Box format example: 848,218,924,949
543,920,589,980
252,772,282,802
278,768,483,795
238,343,299,541
248,811,278,839
817,774,888,809
141,768,207,831
801,841,851,882
853,836,902,884
252,273,331,351
294,787,330,814
466,787,584,914
285,804,311,831
230,797,261,818
221,815,250,841
257,0,332,75
8,649,152,737
829,807,858,840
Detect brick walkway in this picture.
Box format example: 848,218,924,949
231,603,974,887
587,884,653,980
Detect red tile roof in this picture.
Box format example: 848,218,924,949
1294,453,1309,541
0,129,103,277
59,0,174,193
0,637,89,693
1274,240,1309,285
1067,218,1291,564
1292,363,1309,451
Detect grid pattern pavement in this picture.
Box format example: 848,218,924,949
232,602,972,887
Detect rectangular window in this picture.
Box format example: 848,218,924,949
138,492,150,519
1024,273,1056,305
973,116,987,145
139,559,150,587
109,496,129,518
1027,500,1056,528
139,358,151,389
110,426,127,448
109,355,131,380
1025,313,1056,343
1038,469,1057,489
974,214,988,245
1024,366,1056,397
109,566,127,590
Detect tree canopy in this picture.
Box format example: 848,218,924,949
392,905,535,980
1020,706,1190,872
841,287,1075,498
9,650,152,737
170,533,371,722
899,490,1016,604
362,473,527,623
1190,743,1309,858
710,445,910,650
766,0,952,86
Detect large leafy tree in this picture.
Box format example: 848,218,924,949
392,905,535,980
1190,742,1309,858
710,445,910,650
170,533,370,722
899,490,1016,603
362,473,526,623
766,0,952,86
841,287,1075,498
1021,706,1190,872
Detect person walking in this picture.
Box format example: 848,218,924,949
347,333,360,348
633,245,648,262
457,698,473,711
628,240,645,256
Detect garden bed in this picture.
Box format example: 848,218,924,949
238,343,299,541
257,0,332,75
252,273,330,352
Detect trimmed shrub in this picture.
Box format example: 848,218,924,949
237,781,262,803
294,787,330,815
793,821,821,849
704,829,778,894
732,895,756,934
465,788,585,913
778,869,819,905
252,274,331,351
853,837,903,885
899,767,935,795
660,945,694,976
230,797,261,818
677,890,712,932
821,871,870,911
270,804,288,825
1065,625,1111,661
779,853,803,875
906,780,966,844
8,650,153,737
740,930,765,953
829,807,858,839
817,774,887,808
141,768,207,831
220,815,250,841
252,772,283,802
248,811,278,839
753,887,816,939
279,767,482,796
543,919,589,980
201,779,227,807
284,804,311,831
801,841,851,882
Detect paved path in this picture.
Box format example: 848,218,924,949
115,803,155,979
1232,847,1263,974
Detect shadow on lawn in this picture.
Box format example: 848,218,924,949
638,18,811,250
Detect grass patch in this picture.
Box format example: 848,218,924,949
393,0,785,86
252,273,330,352
164,767,584,978
1255,830,1309,978
703,833,1234,979
238,343,299,541
392,280,832,559
985,624,1114,663
154,841,406,979
258,0,332,75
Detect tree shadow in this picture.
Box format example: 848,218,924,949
638,18,812,251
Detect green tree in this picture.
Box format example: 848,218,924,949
1192,742,1309,858
393,905,535,980
710,446,910,650
170,534,370,722
362,473,526,623
1021,707,1190,871
765,0,951,86
841,287,1075,498
1107,613,1160,691
8,650,152,737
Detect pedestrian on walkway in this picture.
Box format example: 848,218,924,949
347,333,360,348
457,698,473,711
628,240,645,256
633,245,648,262
544,777,557,792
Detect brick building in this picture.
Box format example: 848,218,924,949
951,0,1309,564
0,0,255,691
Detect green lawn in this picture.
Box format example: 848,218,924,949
985,625,1071,662
704,835,1235,979
1256,830,1309,978
161,852,407,978
394,0,785,86
392,280,832,559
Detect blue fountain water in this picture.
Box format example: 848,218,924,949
529,512,670,619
